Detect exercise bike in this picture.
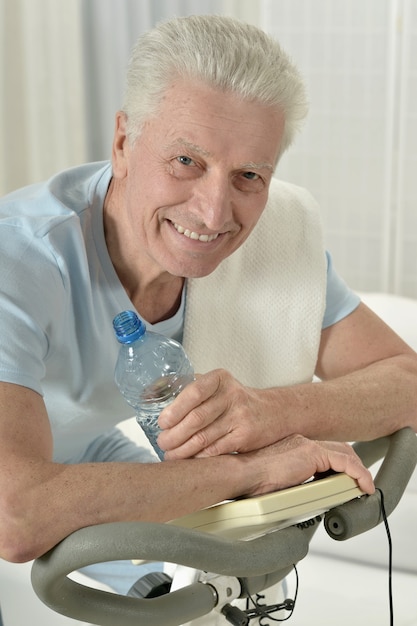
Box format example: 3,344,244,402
31,428,417,626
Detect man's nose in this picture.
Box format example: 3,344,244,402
194,173,234,231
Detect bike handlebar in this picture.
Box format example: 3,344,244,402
31,428,417,626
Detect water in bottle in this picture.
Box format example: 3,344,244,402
113,310,194,460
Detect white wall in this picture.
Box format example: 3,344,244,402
261,0,417,297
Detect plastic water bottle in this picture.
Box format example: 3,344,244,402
112,310,194,460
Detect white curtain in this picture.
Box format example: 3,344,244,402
1,0,416,297
0,0,87,193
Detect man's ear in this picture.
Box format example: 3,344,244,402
111,111,130,178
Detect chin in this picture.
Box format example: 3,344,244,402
171,260,222,280
163,250,225,279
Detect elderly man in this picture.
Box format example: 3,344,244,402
1,16,414,607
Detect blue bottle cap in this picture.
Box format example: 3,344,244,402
113,310,146,344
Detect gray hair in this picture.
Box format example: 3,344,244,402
122,15,308,157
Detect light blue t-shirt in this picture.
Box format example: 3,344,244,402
0,162,359,462
323,251,360,328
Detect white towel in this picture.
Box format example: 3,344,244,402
183,178,326,388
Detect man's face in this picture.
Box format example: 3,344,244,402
111,79,285,279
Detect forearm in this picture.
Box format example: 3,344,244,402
0,454,245,562
271,354,417,442
1,431,376,563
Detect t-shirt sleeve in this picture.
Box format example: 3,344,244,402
0,225,66,395
322,251,361,329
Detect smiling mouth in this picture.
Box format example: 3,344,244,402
173,222,220,243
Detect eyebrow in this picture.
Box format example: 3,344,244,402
240,161,274,173
166,138,275,172
165,138,212,158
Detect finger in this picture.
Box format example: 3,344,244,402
158,390,226,452
161,410,233,460
159,371,233,454
158,371,224,431
322,449,375,495
194,433,239,458
345,458,375,494
157,378,207,429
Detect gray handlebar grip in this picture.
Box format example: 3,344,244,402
31,522,309,625
325,427,417,540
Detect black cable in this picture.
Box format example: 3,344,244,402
243,565,299,623
241,489,393,625
376,488,394,626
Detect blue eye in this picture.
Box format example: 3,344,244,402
242,171,259,180
177,155,195,166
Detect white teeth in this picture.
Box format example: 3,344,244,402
173,223,219,242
